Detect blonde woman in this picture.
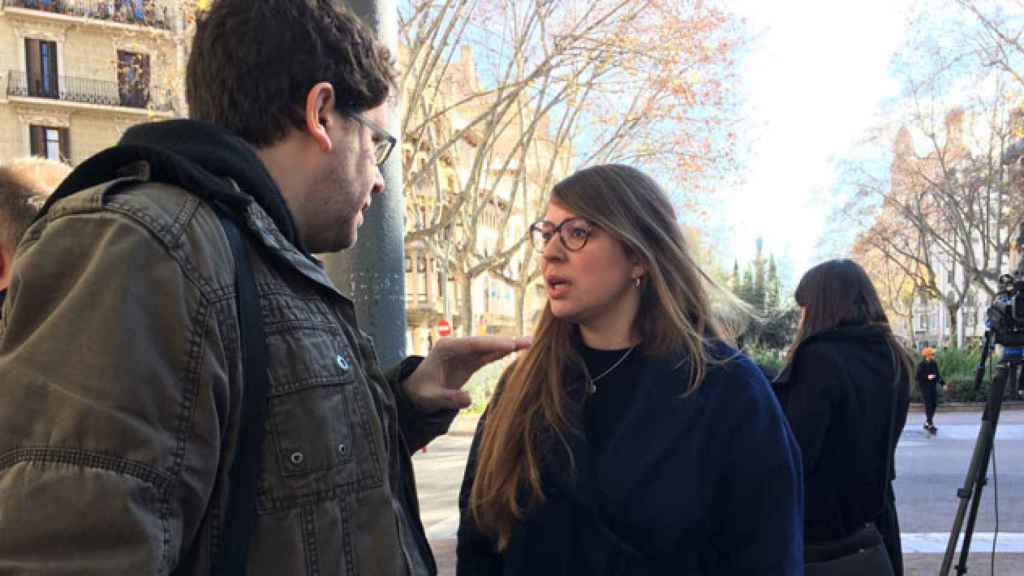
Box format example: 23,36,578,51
457,165,803,575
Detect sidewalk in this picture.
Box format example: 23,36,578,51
909,400,1024,413
903,553,1024,575
428,539,1024,576
431,538,456,575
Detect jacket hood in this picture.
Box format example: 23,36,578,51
43,119,305,253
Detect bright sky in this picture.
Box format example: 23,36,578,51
715,0,916,286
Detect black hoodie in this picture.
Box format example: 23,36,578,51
41,119,306,254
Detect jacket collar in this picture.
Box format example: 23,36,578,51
774,323,890,385
233,182,354,306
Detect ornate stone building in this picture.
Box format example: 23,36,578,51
0,0,189,165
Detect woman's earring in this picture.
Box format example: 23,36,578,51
634,276,641,289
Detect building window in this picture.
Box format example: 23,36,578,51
29,125,69,162
421,258,430,302
25,38,59,98
917,313,929,331
116,0,147,23
405,256,412,273
117,51,151,108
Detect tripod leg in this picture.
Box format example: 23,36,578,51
939,336,1008,576
956,467,989,574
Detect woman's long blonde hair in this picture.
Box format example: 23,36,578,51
469,164,738,549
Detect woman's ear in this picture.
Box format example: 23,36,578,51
630,253,649,281
304,82,336,153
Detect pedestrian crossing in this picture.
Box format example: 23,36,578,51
901,532,1024,554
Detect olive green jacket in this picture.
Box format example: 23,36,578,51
0,167,452,575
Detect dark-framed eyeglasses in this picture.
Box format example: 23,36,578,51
529,217,595,253
347,111,396,168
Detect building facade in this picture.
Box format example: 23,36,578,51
401,45,569,354
0,0,188,166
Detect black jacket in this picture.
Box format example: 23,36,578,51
916,359,942,388
457,342,804,576
774,325,910,573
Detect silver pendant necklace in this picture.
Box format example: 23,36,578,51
587,346,637,394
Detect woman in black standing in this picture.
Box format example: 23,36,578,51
774,259,913,576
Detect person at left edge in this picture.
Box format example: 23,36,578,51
0,157,69,310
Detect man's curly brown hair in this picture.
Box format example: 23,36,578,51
186,0,397,147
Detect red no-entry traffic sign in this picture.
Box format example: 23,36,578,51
436,319,452,337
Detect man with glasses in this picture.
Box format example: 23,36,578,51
0,1,525,575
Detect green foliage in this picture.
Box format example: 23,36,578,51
935,347,981,379
766,256,780,310
741,306,800,351
461,354,516,413
739,267,755,306
752,258,766,313
746,344,786,381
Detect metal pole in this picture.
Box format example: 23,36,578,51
324,0,407,366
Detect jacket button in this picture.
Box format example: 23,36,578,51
289,451,305,466
337,443,349,457
336,354,350,370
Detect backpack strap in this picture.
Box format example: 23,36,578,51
212,206,270,576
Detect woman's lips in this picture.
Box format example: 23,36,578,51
546,277,571,298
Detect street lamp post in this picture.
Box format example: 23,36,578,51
324,0,408,366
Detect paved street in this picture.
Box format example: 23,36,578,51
414,407,1024,575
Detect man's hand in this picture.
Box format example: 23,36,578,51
402,336,531,413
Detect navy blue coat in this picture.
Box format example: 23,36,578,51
457,343,804,575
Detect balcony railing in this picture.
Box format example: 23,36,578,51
3,0,174,31
7,70,173,112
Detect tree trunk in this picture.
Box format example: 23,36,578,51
461,274,474,337
515,283,526,335
906,316,917,350
945,303,960,349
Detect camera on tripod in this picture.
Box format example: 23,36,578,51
941,221,1024,576
987,271,1024,346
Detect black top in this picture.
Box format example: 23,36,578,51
579,343,643,452
773,324,910,573
916,359,942,387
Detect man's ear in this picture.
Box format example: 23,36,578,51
304,82,336,153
